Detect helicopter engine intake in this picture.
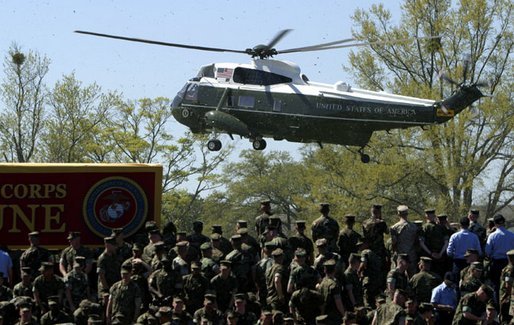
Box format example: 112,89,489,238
204,110,250,137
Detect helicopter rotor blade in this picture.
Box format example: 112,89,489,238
266,29,292,50
278,38,355,54
462,54,471,84
74,30,247,54
279,35,442,54
437,70,460,86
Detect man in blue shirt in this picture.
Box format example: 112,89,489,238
431,271,457,325
446,217,482,283
485,214,514,296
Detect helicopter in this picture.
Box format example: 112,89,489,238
75,30,485,163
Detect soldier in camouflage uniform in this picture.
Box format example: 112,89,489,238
289,279,323,324
409,257,440,303
64,257,90,311
73,300,102,325
286,248,318,294
210,260,238,313
468,209,486,246
40,296,71,325
13,267,33,297
142,229,163,264
33,262,64,314
187,221,210,252
337,215,362,264
226,235,254,292
318,259,345,324
386,254,411,300
452,284,494,324
390,205,419,276
361,204,389,283
97,236,122,300
193,294,224,324
372,289,408,325
265,248,289,313
255,199,273,237
59,231,93,276
287,220,314,265
111,228,133,262
499,250,514,323
199,242,220,281
460,262,484,297
211,225,232,258
182,261,210,314
343,253,363,311
107,265,142,325
19,231,51,279
0,272,13,301
419,209,449,278
356,239,382,308
148,257,177,303
311,203,340,253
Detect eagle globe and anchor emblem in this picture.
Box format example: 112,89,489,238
83,177,148,238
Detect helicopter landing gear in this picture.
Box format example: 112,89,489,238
207,139,222,151
358,148,370,163
252,139,267,150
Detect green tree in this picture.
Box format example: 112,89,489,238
41,73,121,162
0,45,49,162
329,0,514,219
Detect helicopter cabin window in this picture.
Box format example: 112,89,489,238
238,96,255,108
273,100,282,112
233,68,292,86
195,64,215,79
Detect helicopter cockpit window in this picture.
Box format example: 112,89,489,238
196,64,215,79
233,68,292,86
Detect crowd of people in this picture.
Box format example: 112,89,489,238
0,200,513,325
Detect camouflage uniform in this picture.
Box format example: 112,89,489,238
148,268,177,301
360,248,382,308
337,227,362,263
210,273,238,312
13,281,33,297
452,292,488,324
97,251,121,298
116,242,133,262
500,263,514,322
362,216,389,285
0,284,13,301
33,274,65,306
193,306,223,325
386,268,411,296
469,221,486,246
265,262,288,312
40,309,72,325
60,246,92,273
344,266,364,309
289,287,323,324
109,279,142,324
390,220,419,274
65,268,89,308
182,272,210,313
200,256,219,281
311,216,340,252
409,270,440,303
374,302,407,324
19,246,50,278
255,212,272,237
420,221,449,276
318,275,343,324
287,232,314,265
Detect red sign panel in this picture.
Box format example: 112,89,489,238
0,164,162,248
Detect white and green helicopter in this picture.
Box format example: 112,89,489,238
76,30,484,163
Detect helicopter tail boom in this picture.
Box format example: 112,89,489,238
436,84,484,117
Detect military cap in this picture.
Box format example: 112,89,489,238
464,248,479,256
47,296,59,305
111,227,124,235
173,296,184,302
397,253,410,263
28,231,40,237
154,241,166,251
192,220,203,226
271,248,284,256
315,314,328,323
319,202,330,207
67,231,81,240
39,262,54,272
237,228,249,235
132,242,144,251
260,199,271,205
230,234,242,241
204,293,217,301
436,214,448,219
200,242,212,250
471,261,484,270
20,306,31,312
418,302,433,313
424,208,436,214
344,215,356,221
176,230,187,236
355,238,365,246
397,205,409,214
372,204,382,209
176,240,188,247
237,220,248,227
349,253,362,261
104,236,116,245
211,225,222,233
120,265,132,273
220,260,232,267
507,249,514,256
210,233,221,240
486,302,496,310
470,209,480,215
395,288,408,297
283,316,294,322
156,306,172,317
480,284,494,297
234,293,247,302
145,220,158,231
190,261,200,269
264,241,276,249
414,220,424,226
295,248,307,257
21,266,32,275
315,238,328,247
148,228,161,235
493,214,506,224
323,259,336,267
420,256,432,263
295,220,306,225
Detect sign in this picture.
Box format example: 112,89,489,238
0,163,162,248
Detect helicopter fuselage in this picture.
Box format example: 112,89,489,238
171,59,454,148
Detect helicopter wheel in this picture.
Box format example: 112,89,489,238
360,153,370,163
207,139,222,151
252,139,267,150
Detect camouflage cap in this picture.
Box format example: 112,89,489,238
397,205,409,214
424,208,436,214
464,248,479,256
236,220,248,227
271,248,284,257
507,249,514,256
237,228,249,235
200,242,212,250
471,261,484,270
480,284,494,298
210,233,221,240
315,238,328,247
39,262,54,272
420,256,432,263
104,236,116,245
295,248,307,257
111,227,124,235
67,231,81,240
28,231,40,237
